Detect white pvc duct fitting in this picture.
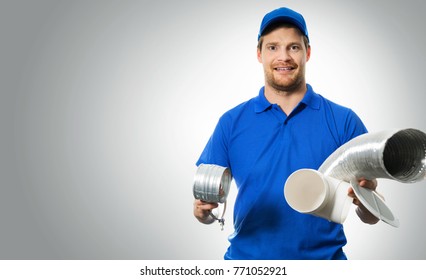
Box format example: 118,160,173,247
284,169,353,224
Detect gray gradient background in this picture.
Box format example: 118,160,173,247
1,0,425,259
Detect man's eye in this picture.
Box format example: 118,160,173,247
290,45,300,51
268,46,277,51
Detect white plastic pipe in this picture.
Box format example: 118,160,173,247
284,169,352,223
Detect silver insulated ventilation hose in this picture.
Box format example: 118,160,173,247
319,128,426,183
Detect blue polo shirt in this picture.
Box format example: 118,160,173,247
196,84,367,259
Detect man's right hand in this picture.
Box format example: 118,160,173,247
193,199,219,224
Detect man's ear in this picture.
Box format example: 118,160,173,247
306,45,311,62
257,47,262,63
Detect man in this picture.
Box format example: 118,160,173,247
193,7,379,260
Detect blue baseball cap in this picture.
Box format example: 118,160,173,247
258,7,309,42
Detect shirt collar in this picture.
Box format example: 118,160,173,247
301,84,321,110
254,84,320,113
254,87,272,113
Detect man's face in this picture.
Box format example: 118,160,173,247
257,27,311,92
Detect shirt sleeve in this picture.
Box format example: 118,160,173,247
195,115,230,168
341,109,368,144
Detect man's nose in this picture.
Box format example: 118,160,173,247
277,48,291,61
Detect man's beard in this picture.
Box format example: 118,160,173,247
265,69,305,93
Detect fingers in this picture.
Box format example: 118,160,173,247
348,178,378,206
347,187,360,206
357,177,377,190
193,199,219,222
194,199,218,211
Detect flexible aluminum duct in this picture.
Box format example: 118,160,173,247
318,128,426,183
